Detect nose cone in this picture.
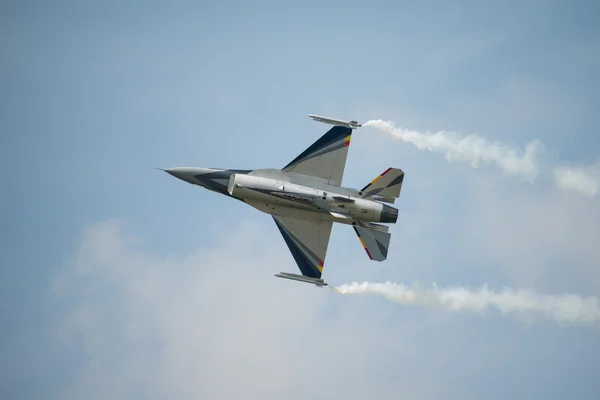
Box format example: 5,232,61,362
160,167,198,184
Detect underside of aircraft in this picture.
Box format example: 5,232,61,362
161,115,404,286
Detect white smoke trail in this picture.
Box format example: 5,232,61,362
332,281,600,326
363,119,600,197
364,119,544,182
554,161,600,197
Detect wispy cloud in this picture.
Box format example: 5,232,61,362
51,220,430,399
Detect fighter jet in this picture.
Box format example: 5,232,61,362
161,114,404,287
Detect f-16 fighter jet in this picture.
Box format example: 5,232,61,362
161,115,404,287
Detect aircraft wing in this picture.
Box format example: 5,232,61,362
282,126,353,186
272,215,333,279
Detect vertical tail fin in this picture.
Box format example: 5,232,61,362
360,167,404,204
353,222,391,262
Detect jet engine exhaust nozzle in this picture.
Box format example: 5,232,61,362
380,204,398,223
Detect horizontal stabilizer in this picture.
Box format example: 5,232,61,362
353,222,391,262
361,167,404,204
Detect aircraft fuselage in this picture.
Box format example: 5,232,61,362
163,167,398,227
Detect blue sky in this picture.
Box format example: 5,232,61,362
2,1,600,399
